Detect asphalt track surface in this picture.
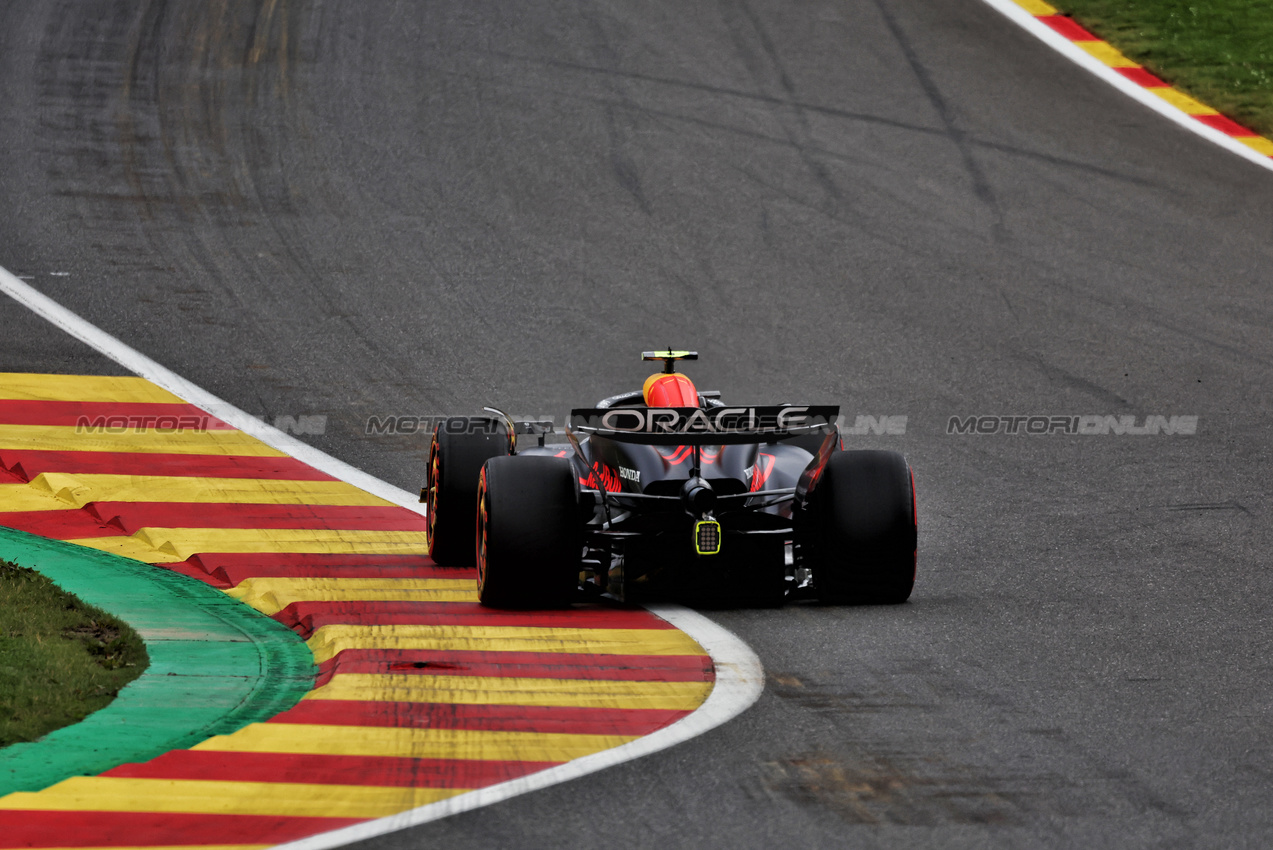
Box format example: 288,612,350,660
1,1,1272,847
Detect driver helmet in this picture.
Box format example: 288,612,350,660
643,371,699,407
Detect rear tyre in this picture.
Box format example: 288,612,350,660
808,450,916,604
425,417,510,566
477,456,581,608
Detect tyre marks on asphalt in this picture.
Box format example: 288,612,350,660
0,372,714,848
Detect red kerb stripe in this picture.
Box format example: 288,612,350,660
160,561,234,588
0,449,337,481
1036,15,1097,41
1114,66,1167,88
0,509,118,539
268,699,692,735
0,810,364,846
277,601,675,635
0,400,234,429
314,648,713,685
87,501,427,533
0,503,426,540
1193,112,1257,137
103,749,556,788
152,552,463,586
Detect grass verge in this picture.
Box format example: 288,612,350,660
0,559,148,748
1048,0,1273,136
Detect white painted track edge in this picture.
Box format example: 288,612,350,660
977,0,1273,174
0,267,767,848
0,267,423,511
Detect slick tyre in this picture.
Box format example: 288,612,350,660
477,456,581,608
810,450,917,604
425,417,511,566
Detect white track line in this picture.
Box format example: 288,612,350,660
0,266,766,847
0,267,420,511
978,0,1273,174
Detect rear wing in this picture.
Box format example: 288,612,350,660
569,405,840,445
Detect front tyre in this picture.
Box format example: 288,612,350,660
477,456,581,608
808,450,916,604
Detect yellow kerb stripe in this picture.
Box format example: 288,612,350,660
69,528,430,563
0,776,463,819
1075,41,1137,67
0,483,85,512
307,673,712,710
193,722,636,761
0,373,184,403
239,588,477,616
3,474,392,511
228,577,475,615
1015,0,1057,13
1147,87,1218,115
307,624,708,663
68,527,428,562
0,424,284,456
230,576,472,596
1237,136,1273,155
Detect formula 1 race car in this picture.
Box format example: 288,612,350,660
422,351,917,608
